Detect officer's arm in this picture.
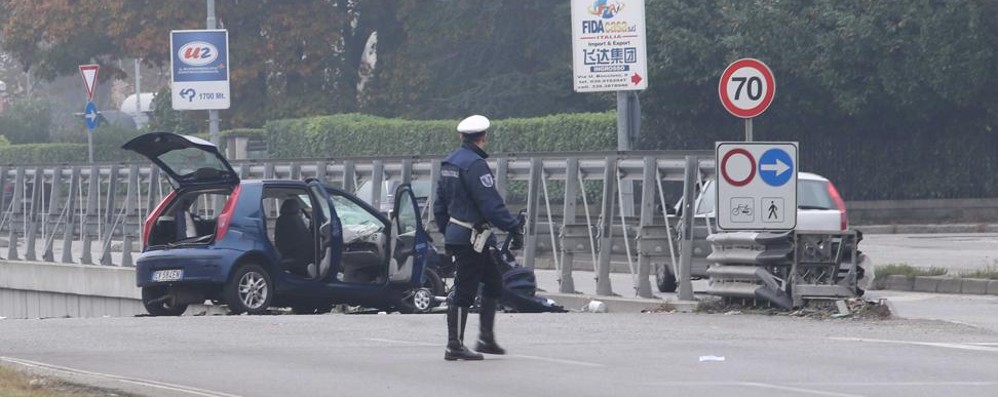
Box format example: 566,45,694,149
433,180,449,233
467,160,519,232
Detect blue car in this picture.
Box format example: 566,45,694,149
123,132,433,316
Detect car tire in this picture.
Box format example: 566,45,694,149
141,286,188,316
397,269,445,314
224,263,273,315
656,264,678,293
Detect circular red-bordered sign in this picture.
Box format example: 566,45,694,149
718,58,776,118
720,148,756,187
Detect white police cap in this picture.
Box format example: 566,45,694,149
457,115,491,135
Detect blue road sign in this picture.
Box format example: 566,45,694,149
84,101,99,131
758,148,793,187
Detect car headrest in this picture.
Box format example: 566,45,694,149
280,199,301,214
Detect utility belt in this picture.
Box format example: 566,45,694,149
450,217,492,253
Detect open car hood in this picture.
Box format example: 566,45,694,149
122,132,239,189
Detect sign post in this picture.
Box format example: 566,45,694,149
79,64,100,163
715,142,798,231
571,0,648,214
718,58,776,141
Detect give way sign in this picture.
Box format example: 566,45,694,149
715,141,797,231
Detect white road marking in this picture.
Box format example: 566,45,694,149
505,354,604,368
831,337,998,353
365,338,604,367
741,382,865,397
0,357,243,397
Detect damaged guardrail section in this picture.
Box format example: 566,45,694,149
706,230,866,308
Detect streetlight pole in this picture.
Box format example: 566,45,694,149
206,0,220,145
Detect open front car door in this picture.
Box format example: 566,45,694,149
387,184,428,286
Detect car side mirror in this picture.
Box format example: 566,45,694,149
666,206,677,215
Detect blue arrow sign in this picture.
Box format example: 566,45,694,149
84,101,99,131
758,148,794,187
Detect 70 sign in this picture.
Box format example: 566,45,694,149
719,58,776,119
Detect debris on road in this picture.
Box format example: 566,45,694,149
699,355,726,362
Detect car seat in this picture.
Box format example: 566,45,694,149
275,198,315,277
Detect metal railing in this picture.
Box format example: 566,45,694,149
0,150,715,299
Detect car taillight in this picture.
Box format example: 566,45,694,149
826,182,848,231
215,185,242,241
143,191,177,248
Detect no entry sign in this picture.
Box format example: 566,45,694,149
719,58,775,119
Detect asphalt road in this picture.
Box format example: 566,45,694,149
2,305,998,397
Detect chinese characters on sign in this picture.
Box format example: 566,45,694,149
571,0,648,92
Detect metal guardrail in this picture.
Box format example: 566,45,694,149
705,230,863,308
0,151,715,299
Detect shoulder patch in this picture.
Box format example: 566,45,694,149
480,174,495,188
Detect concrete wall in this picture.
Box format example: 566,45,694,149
847,198,998,225
0,260,143,319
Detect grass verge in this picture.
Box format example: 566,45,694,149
0,365,138,397
958,265,998,280
874,263,948,278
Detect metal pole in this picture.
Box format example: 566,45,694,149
745,118,753,142
677,156,696,300
207,0,220,145
87,130,93,163
616,91,636,216
134,59,143,129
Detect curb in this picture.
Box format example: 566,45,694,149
874,275,998,296
545,292,698,313
856,224,998,234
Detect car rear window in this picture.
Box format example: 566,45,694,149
799,180,834,210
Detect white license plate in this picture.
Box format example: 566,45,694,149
152,269,183,282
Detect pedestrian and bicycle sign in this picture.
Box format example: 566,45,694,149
719,58,775,119
716,142,798,231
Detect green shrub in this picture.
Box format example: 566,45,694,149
0,135,10,146
264,112,616,159
0,98,53,144
0,143,142,165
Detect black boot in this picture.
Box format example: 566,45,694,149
475,297,506,355
445,305,483,361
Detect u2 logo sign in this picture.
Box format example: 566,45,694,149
178,41,218,67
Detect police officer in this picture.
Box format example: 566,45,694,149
434,114,524,361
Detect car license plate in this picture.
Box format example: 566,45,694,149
152,269,183,282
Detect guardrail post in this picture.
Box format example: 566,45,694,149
342,161,356,193
0,166,7,214
635,156,655,298
677,156,696,301
100,165,120,266
121,165,139,267
81,166,99,265
401,159,412,184
61,167,81,263
522,158,542,269
24,168,43,261
6,167,24,260
495,158,509,201
427,162,441,228
42,166,64,262
315,161,328,184
559,158,579,293
371,160,385,212
596,156,616,296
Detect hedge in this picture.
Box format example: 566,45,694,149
0,143,142,165
264,112,617,158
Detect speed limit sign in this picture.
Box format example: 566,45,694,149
719,58,775,118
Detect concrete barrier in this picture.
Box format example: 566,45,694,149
0,260,143,319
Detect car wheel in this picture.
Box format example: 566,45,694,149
141,286,188,316
224,263,273,315
656,264,677,293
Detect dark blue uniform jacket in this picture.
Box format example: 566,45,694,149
434,143,518,245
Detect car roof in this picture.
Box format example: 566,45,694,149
798,172,829,182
